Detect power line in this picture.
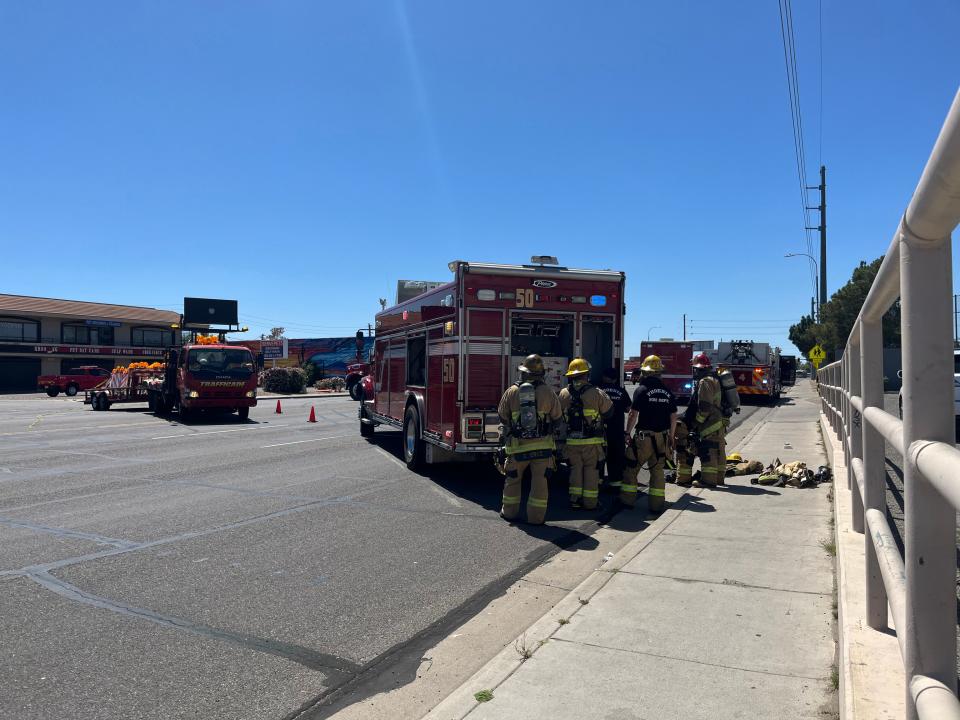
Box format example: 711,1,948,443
778,0,817,299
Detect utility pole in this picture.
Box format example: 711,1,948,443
683,314,687,341
807,165,827,310
811,296,816,320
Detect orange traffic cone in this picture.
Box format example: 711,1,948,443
308,406,317,423
275,399,282,414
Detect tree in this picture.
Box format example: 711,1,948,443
789,256,901,359
261,327,286,340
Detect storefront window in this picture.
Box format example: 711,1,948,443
0,317,39,342
62,324,114,345
132,327,172,347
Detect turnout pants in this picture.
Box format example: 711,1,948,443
564,444,602,509
677,431,726,487
501,455,553,525
621,431,669,512
603,432,624,489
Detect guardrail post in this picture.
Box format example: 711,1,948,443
848,341,865,534
900,226,958,718
860,319,888,630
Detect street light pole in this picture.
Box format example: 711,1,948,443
786,252,820,321
646,325,661,341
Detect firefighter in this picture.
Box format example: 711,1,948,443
621,355,677,514
559,359,613,510
680,352,726,488
498,354,563,525
599,367,631,492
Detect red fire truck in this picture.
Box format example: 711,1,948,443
711,340,782,402
359,259,625,468
638,340,695,401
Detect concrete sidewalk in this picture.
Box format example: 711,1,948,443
425,381,836,720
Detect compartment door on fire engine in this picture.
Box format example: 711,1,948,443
579,315,615,386
427,325,458,441
465,308,505,408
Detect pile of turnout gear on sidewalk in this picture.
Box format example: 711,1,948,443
750,458,832,488
665,451,832,489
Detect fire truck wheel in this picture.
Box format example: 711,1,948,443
403,405,425,470
46,388,59,397
237,406,249,420
65,384,79,397
349,381,364,401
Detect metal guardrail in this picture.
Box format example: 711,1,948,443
817,87,960,719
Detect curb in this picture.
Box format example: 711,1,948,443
422,486,705,720
257,392,351,401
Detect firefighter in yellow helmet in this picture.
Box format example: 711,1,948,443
497,354,563,525
679,353,725,488
621,354,677,514
559,358,613,510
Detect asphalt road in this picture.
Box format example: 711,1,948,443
0,387,773,720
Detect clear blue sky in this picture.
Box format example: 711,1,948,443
2,2,958,356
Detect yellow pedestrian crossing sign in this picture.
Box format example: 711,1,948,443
808,344,826,368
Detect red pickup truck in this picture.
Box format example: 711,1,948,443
38,366,111,397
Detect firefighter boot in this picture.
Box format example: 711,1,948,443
525,458,551,525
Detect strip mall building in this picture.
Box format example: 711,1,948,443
0,294,180,392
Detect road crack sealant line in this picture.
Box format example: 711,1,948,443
287,493,688,720
0,516,138,549
25,569,360,677
0,493,368,580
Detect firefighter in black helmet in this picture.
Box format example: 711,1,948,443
497,354,563,525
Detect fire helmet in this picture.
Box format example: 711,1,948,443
518,354,545,376
565,358,591,377
640,354,664,374
692,352,712,369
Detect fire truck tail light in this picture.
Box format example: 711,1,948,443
467,418,482,427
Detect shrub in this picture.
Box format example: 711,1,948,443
301,362,320,386
316,377,346,392
262,367,307,394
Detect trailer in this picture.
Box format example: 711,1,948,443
85,366,164,411
359,258,625,468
